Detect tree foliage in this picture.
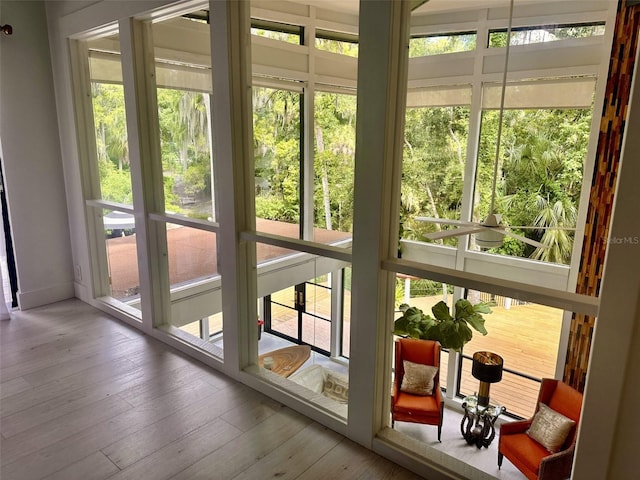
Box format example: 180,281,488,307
92,69,593,266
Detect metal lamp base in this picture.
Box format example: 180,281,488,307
478,381,491,407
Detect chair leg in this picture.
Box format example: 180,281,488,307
437,424,442,442
498,451,503,469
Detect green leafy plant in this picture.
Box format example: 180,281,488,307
393,299,491,352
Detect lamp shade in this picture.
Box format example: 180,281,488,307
472,351,503,383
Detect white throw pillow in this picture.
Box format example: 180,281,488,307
400,360,438,396
527,403,576,453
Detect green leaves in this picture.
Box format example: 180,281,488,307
453,299,489,335
393,298,491,351
431,301,452,322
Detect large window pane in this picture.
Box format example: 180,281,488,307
489,23,605,47
253,86,302,238
88,36,133,205
163,222,223,350
393,275,453,389
474,84,593,263
255,240,350,418
102,208,140,308
401,104,470,248
409,33,476,57
458,292,565,418
157,88,215,221
314,91,356,238
150,12,223,357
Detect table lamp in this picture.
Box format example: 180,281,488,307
472,351,503,407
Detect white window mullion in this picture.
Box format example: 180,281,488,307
210,0,258,373
302,8,316,241
68,39,112,299
449,8,490,398
119,18,170,332
349,0,410,447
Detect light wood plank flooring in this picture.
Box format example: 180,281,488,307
1,299,422,480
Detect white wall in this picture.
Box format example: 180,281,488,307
0,1,74,309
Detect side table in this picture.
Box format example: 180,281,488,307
460,395,506,448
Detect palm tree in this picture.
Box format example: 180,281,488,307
531,196,576,263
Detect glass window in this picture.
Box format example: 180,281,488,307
256,243,350,418
163,221,223,346
401,103,470,248
314,91,357,238
473,81,594,263
253,86,302,238
393,276,453,389
251,20,302,45
489,23,605,47
150,12,223,356
157,88,215,221
315,37,359,57
409,33,476,57
458,291,565,418
84,31,142,311
101,208,140,308
88,37,133,205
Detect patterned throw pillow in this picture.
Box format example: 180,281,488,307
400,360,438,396
527,403,576,453
323,372,349,403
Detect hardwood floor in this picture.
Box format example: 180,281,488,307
0,299,421,480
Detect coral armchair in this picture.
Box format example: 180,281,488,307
391,338,444,441
498,378,583,480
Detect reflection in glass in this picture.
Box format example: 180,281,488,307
341,267,352,358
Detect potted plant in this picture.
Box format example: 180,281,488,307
393,299,491,352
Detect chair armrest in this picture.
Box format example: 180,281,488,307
538,445,575,480
500,419,532,435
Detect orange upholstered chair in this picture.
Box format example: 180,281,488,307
391,338,444,441
498,378,583,480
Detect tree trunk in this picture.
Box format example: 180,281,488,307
448,107,463,166
425,184,442,232
315,126,332,230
